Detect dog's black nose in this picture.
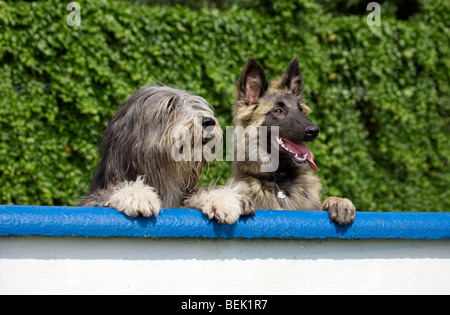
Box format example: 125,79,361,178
305,125,319,139
202,117,216,128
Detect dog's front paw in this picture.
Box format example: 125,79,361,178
322,196,356,226
186,188,254,224
107,179,162,218
240,195,255,217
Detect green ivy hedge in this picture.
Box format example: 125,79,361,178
0,0,448,212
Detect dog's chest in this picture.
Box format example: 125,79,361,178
258,181,320,210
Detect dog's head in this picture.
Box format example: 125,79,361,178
163,87,222,165
99,85,222,194
234,57,319,172
146,86,222,191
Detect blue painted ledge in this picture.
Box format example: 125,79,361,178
0,205,449,239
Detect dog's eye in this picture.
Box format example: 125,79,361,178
275,108,283,114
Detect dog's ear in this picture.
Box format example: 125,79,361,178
236,58,269,105
279,57,303,97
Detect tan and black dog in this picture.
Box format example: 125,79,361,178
227,57,356,225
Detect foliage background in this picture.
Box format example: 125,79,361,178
0,0,448,212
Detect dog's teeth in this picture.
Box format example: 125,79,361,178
294,153,306,162
277,137,284,145
303,153,308,158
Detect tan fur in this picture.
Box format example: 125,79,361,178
228,172,322,211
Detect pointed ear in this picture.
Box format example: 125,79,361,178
236,58,269,105
279,57,303,97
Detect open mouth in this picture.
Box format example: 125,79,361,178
273,135,318,172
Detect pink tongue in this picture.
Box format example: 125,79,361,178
281,138,318,172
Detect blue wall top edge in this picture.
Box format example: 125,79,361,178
0,205,449,240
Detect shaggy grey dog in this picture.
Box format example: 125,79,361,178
81,85,253,222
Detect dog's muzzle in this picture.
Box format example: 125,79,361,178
304,125,320,142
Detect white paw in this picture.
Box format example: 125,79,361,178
106,177,162,218
186,185,254,224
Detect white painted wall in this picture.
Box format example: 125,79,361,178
1,236,449,295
